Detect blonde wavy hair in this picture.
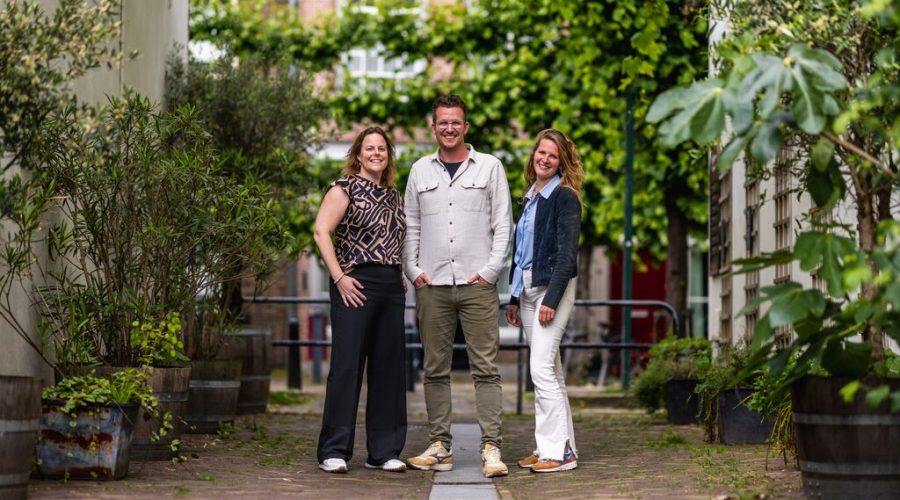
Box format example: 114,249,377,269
524,128,584,203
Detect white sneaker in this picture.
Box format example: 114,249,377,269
365,458,407,472
319,458,348,473
481,443,509,478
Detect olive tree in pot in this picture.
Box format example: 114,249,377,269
1,92,283,467
166,50,326,421
1,0,119,487
647,2,900,496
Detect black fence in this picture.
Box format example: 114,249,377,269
244,296,678,415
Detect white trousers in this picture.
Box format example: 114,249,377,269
520,270,577,460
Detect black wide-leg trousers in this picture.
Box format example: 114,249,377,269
316,264,407,465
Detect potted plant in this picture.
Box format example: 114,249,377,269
35,368,159,480
694,344,772,444
632,336,711,424
647,2,900,495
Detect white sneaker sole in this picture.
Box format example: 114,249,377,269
532,461,578,473
483,467,509,478
319,463,348,473
365,462,407,473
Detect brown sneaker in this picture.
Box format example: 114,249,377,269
517,453,539,468
531,446,577,473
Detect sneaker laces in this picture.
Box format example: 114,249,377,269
426,441,446,455
483,444,501,463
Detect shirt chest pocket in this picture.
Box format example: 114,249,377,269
457,172,489,212
416,179,441,216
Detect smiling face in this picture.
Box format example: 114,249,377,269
431,106,469,153
532,139,561,184
357,132,388,183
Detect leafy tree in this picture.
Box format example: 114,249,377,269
648,0,900,405
165,51,330,318
192,0,711,353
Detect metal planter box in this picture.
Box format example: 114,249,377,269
35,401,138,480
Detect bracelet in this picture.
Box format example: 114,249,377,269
334,273,346,285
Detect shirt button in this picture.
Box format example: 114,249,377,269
450,221,453,225
451,259,455,262
449,202,453,206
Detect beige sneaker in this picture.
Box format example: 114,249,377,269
481,443,509,477
407,441,453,471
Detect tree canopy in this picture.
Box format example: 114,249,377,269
191,0,710,260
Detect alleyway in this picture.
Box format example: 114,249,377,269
28,375,802,499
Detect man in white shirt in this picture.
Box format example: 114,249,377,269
403,94,512,478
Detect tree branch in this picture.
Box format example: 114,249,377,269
824,131,895,178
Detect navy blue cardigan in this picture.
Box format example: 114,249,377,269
509,185,580,309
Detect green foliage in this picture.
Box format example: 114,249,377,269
0,0,120,168
131,313,189,368
649,0,900,411
190,0,710,259
42,368,157,415
0,92,284,373
632,336,711,412
164,50,330,253
693,344,763,443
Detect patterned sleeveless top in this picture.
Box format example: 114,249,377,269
331,175,406,270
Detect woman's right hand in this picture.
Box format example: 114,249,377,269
337,275,367,307
506,304,521,327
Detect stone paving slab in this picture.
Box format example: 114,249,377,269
432,423,491,486
430,484,498,500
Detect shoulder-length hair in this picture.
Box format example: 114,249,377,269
342,126,397,188
524,128,584,203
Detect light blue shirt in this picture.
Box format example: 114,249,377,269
510,175,561,299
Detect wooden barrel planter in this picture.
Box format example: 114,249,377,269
664,378,700,425
0,376,42,499
717,387,772,444
184,360,241,434
232,327,272,415
135,367,190,460
35,401,139,480
793,376,900,499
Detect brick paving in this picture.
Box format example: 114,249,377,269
27,374,803,499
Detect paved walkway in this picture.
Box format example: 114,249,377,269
27,374,804,499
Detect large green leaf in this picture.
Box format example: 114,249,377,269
793,231,856,297
739,54,790,117
822,339,872,377
805,159,846,212
715,134,747,172
810,137,835,172
749,115,785,164
788,43,847,91
790,66,829,134
767,286,826,327
690,89,726,144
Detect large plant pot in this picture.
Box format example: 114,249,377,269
0,376,42,499
35,401,139,480
664,378,700,425
717,387,772,444
793,375,900,499
220,327,272,415
185,360,241,433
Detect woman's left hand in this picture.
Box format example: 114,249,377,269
538,305,556,327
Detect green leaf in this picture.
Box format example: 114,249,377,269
790,67,828,134
788,44,847,91
840,380,861,403
822,340,871,377
891,391,900,413
751,313,773,352
689,89,726,144
767,287,826,327
716,135,747,172
865,385,891,409
810,137,835,172
749,117,783,165
806,160,845,211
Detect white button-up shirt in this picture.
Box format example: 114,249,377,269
403,144,512,285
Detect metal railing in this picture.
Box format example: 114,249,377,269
244,295,678,414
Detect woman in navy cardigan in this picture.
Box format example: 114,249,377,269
506,129,583,474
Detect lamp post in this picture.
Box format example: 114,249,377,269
621,88,635,390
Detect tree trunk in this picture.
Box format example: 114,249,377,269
665,197,690,338
853,170,884,363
